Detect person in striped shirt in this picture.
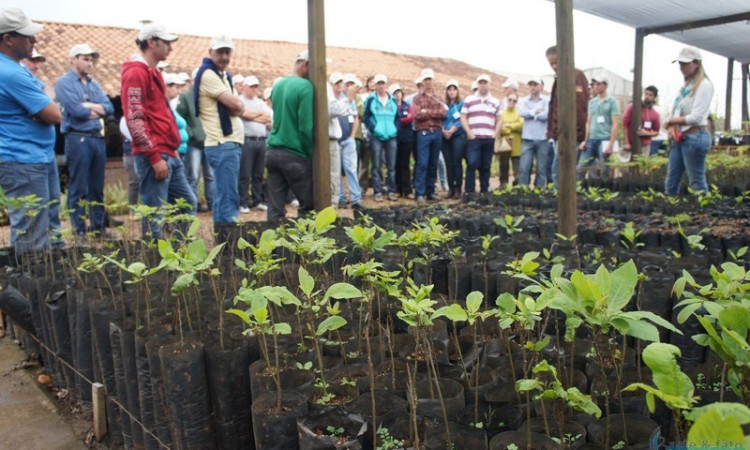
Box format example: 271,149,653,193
460,74,503,194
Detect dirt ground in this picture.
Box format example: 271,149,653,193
0,332,91,450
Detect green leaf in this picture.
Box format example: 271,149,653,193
466,291,483,315
515,379,542,392
607,259,638,313
622,318,659,342
226,308,251,325
252,307,269,324
316,315,347,335
677,302,702,324
237,237,251,250
271,323,292,335
299,266,315,297
187,239,208,261
495,293,516,312
685,402,750,425
314,206,337,232
127,262,147,276
172,272,195,294
642,343,694,399
187,218,201,238
687,407,746,449
433,304,468,322
324,283,362,301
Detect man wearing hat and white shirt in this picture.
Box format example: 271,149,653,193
122,23,196,240
55,42,114,237
265,50,314,224
460,74,502,194
195,35,245,234
327,71,354,206
363,73,399,201
238,75,272,213
412,68,446,203
0,7,64,253
517,77,550,186
578,76,620,180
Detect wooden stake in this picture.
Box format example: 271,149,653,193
308,0,331,211
92,382,107,441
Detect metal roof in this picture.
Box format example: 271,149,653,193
557,0,750,63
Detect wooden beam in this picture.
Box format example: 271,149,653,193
92,382,107,441
631,29,645,153
725,58,734,131
643,11,750,36
555,0,577,238
743,64,749,125
308,0,330,211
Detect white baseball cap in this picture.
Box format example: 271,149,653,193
329,72,344,84
243,75,260,86
445,79,459,89
138,23,178,43
591,77,609,85
233,74,245,84
415,75,424,85
420,68,434,80
263,87,272,99
476,74,491,83
501,78,518,89
295,50,309,62
374,74,388,84
29,49,46,61
388,83,402,96
164,73,185,85
0,8,43,36
69,43,99,58
176,72,190,83
674,46,702,63
527,77,543,86
343,73,359,86
211,35,234,50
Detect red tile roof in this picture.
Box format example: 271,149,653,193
34,21,523,98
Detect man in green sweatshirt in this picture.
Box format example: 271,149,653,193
265,50,314,224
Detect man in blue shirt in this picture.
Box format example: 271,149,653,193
55,43,114,236
0,8,63,254
517,78,551,186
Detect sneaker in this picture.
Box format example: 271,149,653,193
290,199,300,208
239,206,251,214
351,202,365,212
375,193,384,202
416,195,426,204
254,203,268,211
337,201,347,209
441,183,449,192
387,193,397,201
426,193,441,201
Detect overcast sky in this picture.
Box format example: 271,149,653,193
17,0,745,128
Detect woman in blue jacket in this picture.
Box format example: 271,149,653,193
442,80,465,199
363,74,399,201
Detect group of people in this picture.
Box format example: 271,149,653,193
0,6,714,254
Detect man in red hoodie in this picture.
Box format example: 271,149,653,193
121,23,196,240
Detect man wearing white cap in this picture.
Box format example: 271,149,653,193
122,23,196,240
412,68,447,203
238,75,272,213
334,74,363,209
460,74,502,194
578,76,620,180
327,72,355,206
265,50,314,224
194,35,245,235
22,49,53,97
363,73,399,201
517,77,550,186
55,42,114,237
0,7,64,253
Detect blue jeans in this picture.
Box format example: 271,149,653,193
442,133,466,192
64,134,106,234
184,146,215,207
205,142,242,224
0,161,62,254
414,130,442,196
339,137,362,204
370,137,397,194
437,151,447,187
519,139,551,186
664,131,711,195
465,138,495,193
650,139,665,156
577,138,605,180
134,153,196,240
